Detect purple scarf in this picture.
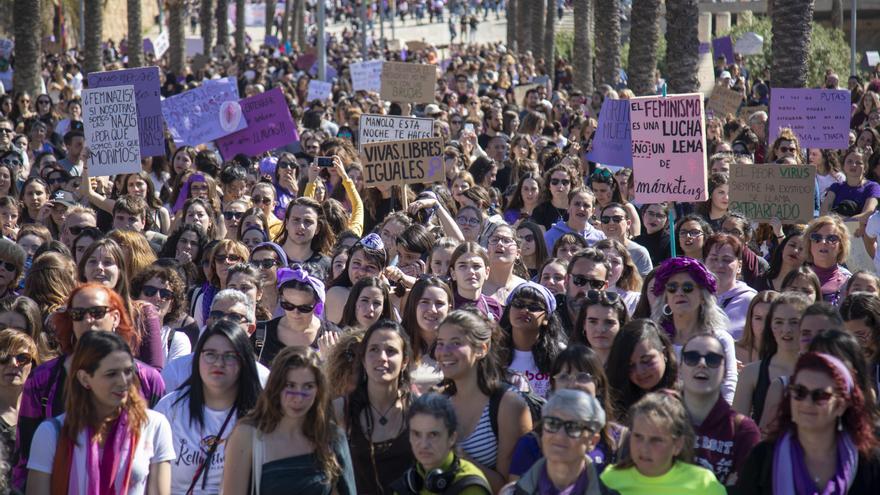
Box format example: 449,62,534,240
772,430,858,495
85,409,136,495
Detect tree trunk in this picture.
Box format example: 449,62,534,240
516,0,531,53
664,0,700,93
266,0,276,40
217,0,230,55
573,0,593,94
281,0,291,47
169,0,186,75
507,0,517,50
771,0,814,88
595,0,621,88
532,0,545,60
201,0,215,56
544,0,555,80
627,0,661,95
84,0,104,74
127,0,143,67
295,0,306,50
12,0,42,97
831,0,843,31
235,0,246,57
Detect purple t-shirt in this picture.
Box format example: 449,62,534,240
828,180,880,211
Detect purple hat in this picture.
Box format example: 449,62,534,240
651,257,717,296
252,242,288,267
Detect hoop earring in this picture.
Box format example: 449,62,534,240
838,416,844,431
662,304,672,316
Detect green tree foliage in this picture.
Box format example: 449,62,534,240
723,17,856,88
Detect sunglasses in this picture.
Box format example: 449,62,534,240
68,225,88,236
788,383,837,405
214,254,243,264
252,196,272,205
550,178,571,187
778,145,798,154
223,211,245,220
809,233,841,245
0,128,13,135
0,352,32,366
0,260,16,272
68,305,111,321
277,161,295,169
208,310,249,324
541,416,594,439
141,285,174,300
585,289,620,304
571,275,605,290
279,300,316,313
510,299,546,313
682,350,724,368
250,258,280,269
665,282,696,294
600,215,626,224
554,372,594,384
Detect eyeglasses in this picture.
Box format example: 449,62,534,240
645,210,667,219
200,350,241,366
788,383,836,405
778,145,798,154
141,285,174,301
68,306,111,321
279,300,316,313
488,236,516,246
600,215,626,224
214,254,244,264
250,258,280,269
0,260,16,272
665,282,696,294
680,229,704,239
47,176,67,184
550,178,571,187
682,350,724,368
510,299,546,313
809,233,841,245
585,289,620,304
0,352,32,366
37,100,51,106
223,211,245,220
571,275,606,290
554,371,594,384
252,195,272,205
721,228,744,237
541,416,594,439
277,161,295,169
455,216,481,226
208,310,249,323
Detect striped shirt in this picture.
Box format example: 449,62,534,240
459,403,498,469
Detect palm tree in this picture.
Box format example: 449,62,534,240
544,0,555,81
507,0,517,50
235,0,246,57
201,0,215,56
664,0,699,94
84,0,103,74
217,0,230,55
516,0,531,53
294,0,305,50
532,0,545,60
627,0,661,95
595,0,621,88
771,0,814,88
831,0,842,30
12,0,42,98
572,0,593,94
127,0,143,67
168,0,186,75
266,0,276,39
281,0,292,48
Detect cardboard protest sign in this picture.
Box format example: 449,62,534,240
358,114,435,152
586,98,632,168
379,62,436,103
769,88,850,149
0,39,13,59
82,85,141,176
88,67,163,158
161,77,247,146
387,39,402,51
306,80,333,102
707,85,743,118
513,83,540,105
629,93,708,203
351,60,384,92
738,104,768,119
407,40,430,51
359,137,445,187
712,36,734,64
216,88,298,159
729,163,815,223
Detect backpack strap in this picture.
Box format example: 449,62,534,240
253,321,268,361
488,386,507,438
446,474,492,495
166,326,176,354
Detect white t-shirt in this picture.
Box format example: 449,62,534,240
864,210,880,274
153,390,237,495
161,325,192,363
508,349,551,398
161,353,271,395
27,410,175,495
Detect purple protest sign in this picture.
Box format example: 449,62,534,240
161,77,247,146
87,66,164,157
216,88,299,159
586,98,632,168
712,36,734,65
768,88,850,149
265,35,280,48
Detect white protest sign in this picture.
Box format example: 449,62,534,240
306,80,333,102
0,39,13,59
351,60,383,92
867,51,880,67
358,114,435,152
82,85,141,177
846,221,875,273
734,32,763,56
151,31,170,58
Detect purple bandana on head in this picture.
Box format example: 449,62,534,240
276,265,326,316
358,233,385,251
171,173,207,215
506,281,557,313
651,257,718,296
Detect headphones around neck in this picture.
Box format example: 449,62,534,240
405,454,461,493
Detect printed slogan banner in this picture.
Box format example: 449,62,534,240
769,88,850,149
359,137,445,188
729,163,815,223
161,77,247,146
82,85,141,177
629,93,708,203
358,114,435,152
586,98,632,168
88,66,164,157
216,88,298,159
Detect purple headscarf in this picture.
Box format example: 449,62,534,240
651,257,718,296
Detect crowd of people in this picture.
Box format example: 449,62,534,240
1,3,880,494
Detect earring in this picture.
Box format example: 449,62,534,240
837,416,843,431
662,304,672,316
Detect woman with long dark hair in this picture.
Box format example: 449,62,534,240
754,228,805,292
400,276,453,393
324,233,387,324
515,221,548,279
337,277,394,332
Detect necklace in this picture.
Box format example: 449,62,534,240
370,400,396,426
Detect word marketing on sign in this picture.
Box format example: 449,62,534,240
359,137,445,188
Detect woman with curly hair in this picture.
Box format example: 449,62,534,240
132,265,192,362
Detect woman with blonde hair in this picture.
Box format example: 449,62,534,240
22,251,76,321
107,230,157,284
189,239,250,327
596,239,642,315
803,215,852,305
0,329,37,462
222,346,355,494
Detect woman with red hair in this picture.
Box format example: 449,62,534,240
11,284,165,491
734,352,880,493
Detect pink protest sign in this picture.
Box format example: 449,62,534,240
629,93,708,203
216,88,298,159
768,88,850,149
